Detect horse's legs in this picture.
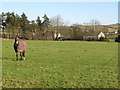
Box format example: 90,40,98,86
20,52,23,60
22,51,25,60
16,52,18,60
23,51,25,57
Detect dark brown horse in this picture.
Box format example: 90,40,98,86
14,36,27,60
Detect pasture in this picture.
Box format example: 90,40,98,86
2,40,118,88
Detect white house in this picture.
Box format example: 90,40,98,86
54,33,57,39
58,33,61,37
54,33,62,39
115,31,118,34
98,32,105,39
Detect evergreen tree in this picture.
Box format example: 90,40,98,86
15,14,21,36
11,12,16,38
20,13,29,38
42,14,50,40
42,14,50,27
36,16,41,28
5,12,12,38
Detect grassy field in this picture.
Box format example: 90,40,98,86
2,40,118,88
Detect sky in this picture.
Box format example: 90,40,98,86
1,2,118,25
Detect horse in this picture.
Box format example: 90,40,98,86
14,36,27,60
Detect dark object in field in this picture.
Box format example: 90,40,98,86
115,35,120,42
14,36,27,60
55,37,83,41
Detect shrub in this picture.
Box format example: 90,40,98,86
115,35,120,42
98,37,109,42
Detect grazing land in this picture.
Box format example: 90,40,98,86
2,40,118,88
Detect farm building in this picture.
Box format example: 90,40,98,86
54,32,62,39
83,31,106,40
98,32,105,39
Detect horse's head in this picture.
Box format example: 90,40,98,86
15,36,19,44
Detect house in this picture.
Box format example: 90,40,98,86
83,31,106,41
54,32,62,39
98,32,105,39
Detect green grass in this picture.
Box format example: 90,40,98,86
109,39,115,42
2,40,118,88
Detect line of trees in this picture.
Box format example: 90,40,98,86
0,12,109,40
0,12,52,40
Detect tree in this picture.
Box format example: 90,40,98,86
36,16,41,27
36,16,42,31
83,19,101,37
50,15,64,27
89,19,101,26
89,19,101,33
5,12,19,38
42,14,50,40
42,14,50,27
70,25,84,40
29,20,39,40
15,14,21,36
50,15,64,39
1,12,6,38
14,14,21,36
20,13,29,38
10,12,18,38
5,12,13,38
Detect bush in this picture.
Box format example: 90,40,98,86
84,38,98,41
98,37,109,42
84,37,109,42
115,35,120,42
99,37,104,41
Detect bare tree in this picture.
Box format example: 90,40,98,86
89,19,101,26
89,19,101,36
50,15,64,27
50,15,64,39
